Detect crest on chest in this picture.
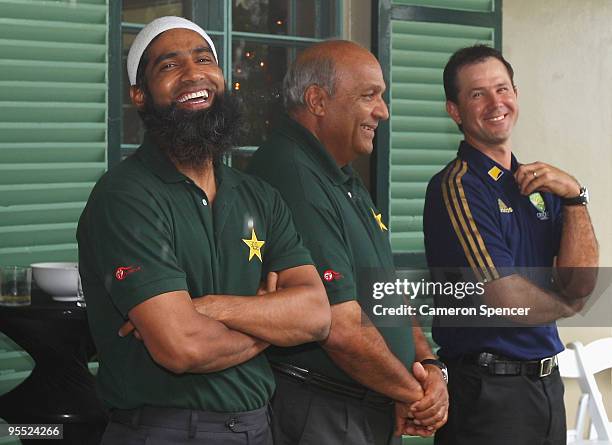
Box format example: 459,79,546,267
529,193,549,221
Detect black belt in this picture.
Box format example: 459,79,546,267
271,362,392,407
109,405,268,437
459,352,558,377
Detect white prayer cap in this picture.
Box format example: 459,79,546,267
127,16,218,86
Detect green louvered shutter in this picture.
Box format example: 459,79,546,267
391,0,493,12
374,0,500,263
389,20,494,253
0,0,108,266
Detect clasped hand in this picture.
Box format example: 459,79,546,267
394,362,449,437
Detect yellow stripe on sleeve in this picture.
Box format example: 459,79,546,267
455,164,500,280
441,160,484,282
448,161,493,282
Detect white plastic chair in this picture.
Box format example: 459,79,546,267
576,338,612,441
559,339,612,444
558,346,591,442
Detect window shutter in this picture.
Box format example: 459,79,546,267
0,0,108,266
392,0,494,12
389,20,494,254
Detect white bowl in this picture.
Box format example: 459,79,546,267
31,262,78,298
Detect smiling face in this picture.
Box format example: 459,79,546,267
130,28,225,112
319,49,389,165
446,57,518,151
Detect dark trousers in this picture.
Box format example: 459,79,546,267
271,371,401,445
434,361,566,445
100,405,272,445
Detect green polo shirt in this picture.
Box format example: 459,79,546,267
248,115,415,384
77,133,312,412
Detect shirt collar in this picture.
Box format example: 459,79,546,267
457,140,519,187
278,115,351,185
215,163,241,189
136,132,241,188
136,132,187,184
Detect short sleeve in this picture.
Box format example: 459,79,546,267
262,187,314,274
424,167,514,283
78,189,187,316
286,199,356,305
248,143,357,305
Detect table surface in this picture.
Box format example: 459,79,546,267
0,288,86,321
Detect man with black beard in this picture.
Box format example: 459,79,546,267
77,16,330,445
137,76,242,167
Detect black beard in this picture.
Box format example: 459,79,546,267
138,89,244,168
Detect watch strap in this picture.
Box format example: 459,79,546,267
562,186,588,206
420,359,448,384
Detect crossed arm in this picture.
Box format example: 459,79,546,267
124,264,330,374
191,265,330,346
127,290,268,374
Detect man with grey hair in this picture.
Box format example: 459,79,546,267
248,40,449,445
78,16,331,445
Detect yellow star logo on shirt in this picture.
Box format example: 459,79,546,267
371,209,388,231
242,228,265,262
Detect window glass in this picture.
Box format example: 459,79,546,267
232,40,306,146
232,0,336,38
230,150,255,171
122,0,185,23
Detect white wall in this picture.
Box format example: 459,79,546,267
504,0,612,427
503,0,612,266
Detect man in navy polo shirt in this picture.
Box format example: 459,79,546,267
424,45,598,445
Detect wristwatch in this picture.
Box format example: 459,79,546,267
420,359,448,384
562,186,589,206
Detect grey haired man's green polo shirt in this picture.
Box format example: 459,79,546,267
248,116,415,384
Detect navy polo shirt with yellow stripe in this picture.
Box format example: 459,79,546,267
423,141,564,360
247,115,415,384
77,132,312,412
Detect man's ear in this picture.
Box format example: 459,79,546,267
303,85,327,117
129,85,146,110
446,100,462,126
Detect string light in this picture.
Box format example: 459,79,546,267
259,61,265,67
234,82,241,90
